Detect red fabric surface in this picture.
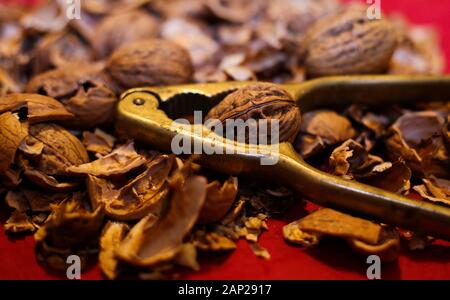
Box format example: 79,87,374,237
1,0,450,280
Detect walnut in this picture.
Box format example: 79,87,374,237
106,39,194,89
0,93,73,124
205,83,301,144
0,112,27,173
94,10,159,58
301,6,398,77
21,123,89,176
26,62,117,129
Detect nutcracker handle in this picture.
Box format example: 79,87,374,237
282,74,450,111
116,74,450,240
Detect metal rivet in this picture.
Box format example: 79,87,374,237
133,98,145,106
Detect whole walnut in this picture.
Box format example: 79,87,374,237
205,83,301,144
106,39,194,89
94,10,159,58
301,7,398,77
26,62,117,129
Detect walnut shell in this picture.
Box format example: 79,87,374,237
94,10,159,58
106,39,194,88
24,123,89,176
205,83,301,144
386,111,449,179
301,7,398,77
26,62,117,129
0,112,27,173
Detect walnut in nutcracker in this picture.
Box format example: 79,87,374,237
205,83,301,144
301,7,398,77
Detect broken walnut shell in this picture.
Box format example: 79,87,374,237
0,112,27,173
386,111,449,178
117,173,207,267
0,93,73,124
23,123,89,176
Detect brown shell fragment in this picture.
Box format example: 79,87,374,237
0,93,73,124
357,160,411,194
289,208,382,245
295,110,355,157
35,200,104,271
62,84,117,129
5,190,30,212
68,142,146,177
4,210,36,233
26,62,117,129
81,0,150,15
250,243,271,260
174,243,200,271
192,231,237,252
347,227,400,262
0,67,21,95
117,174,207,267
413,176,450,206
329,139,372,177
329,139,411,193
389,22,444,75
82,129,115,157
386,111,449,178
107,39,194,89
0,112,27,173
283,221,321,247
205,0,263,23
6,188,66,215
99,222,129,280
346,104,391,137
31,31,94,74
301,7,397,77
161,18,219,69
205,83,301,144
104,155,174,221
24,123,89,176
23,168,78,192
94,10,159,58
87,175,118,210
198,177,238,224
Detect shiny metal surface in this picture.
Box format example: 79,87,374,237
116,75,450,240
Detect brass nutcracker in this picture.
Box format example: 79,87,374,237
116,75,450,240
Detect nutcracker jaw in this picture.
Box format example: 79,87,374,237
116,75,450,241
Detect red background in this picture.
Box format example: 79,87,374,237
1,0,450,280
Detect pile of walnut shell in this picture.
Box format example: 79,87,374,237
0,0,449,279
